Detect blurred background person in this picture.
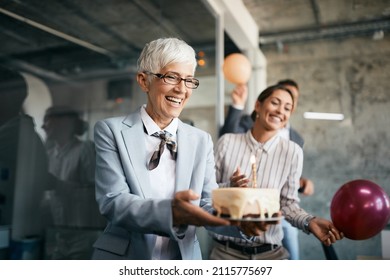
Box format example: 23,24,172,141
0,66,49,259
41,105,105,259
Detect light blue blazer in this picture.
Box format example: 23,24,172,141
91,110,219,260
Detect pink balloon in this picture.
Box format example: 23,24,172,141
223,53,252,84
330,179,390,240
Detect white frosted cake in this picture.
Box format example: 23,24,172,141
212,188,280,219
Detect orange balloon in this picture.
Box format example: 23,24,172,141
223,53,252,84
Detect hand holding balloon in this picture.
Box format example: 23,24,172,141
307,217,344,246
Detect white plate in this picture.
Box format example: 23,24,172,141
212,210,284,222
220,216,284,222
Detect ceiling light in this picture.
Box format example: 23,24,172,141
303,112,344,121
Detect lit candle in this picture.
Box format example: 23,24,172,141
250,154,257,188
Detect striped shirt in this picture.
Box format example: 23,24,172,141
213,130,313,246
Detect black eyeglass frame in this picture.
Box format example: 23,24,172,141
144,71,199,89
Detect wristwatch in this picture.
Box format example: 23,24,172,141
303,216,316,234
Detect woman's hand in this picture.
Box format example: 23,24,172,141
230,167,249,188
308,217,344,246
172,190,230,227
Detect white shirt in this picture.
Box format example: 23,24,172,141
47,137,95,185
140,105,178,259
278,122,290,140
213,130,312,246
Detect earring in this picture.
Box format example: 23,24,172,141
256,114,259,118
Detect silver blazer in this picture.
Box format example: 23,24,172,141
91,110,218,260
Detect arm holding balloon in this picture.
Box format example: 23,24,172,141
219,53,253,137
219,85,252,136
231,84,248,109
307,217,344,246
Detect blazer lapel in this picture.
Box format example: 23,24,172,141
121,113,152,198
175,122,195,193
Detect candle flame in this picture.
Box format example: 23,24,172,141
250,155,256,164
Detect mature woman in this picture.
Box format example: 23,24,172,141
210,84,343,260
91,38,228,260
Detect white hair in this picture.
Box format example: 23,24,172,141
137,38,197,74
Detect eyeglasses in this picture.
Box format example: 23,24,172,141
144,71,199,89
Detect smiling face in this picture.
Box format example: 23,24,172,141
255,88,293,132
137,62,195,129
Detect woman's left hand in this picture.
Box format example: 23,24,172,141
308,217,344,246
230,167,249,188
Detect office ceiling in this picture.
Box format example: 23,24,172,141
0,0,389,82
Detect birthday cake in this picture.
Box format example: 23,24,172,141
212,188,280,220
